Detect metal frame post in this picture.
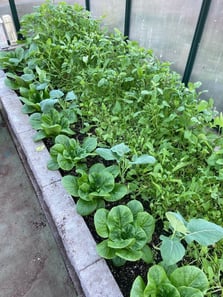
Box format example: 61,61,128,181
8,0,20,32
182,0,212,85
85,0,90,11
124,0,132,38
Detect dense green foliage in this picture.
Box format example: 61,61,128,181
0,2,222,296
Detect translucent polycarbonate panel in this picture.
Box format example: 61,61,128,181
90,0,126,33
191,0,223,111
130,0,202,74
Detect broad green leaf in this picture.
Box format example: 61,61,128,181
82,137,97,152
94,208,109,238
76,199,97,216
96,148,116,160
106,165,120,178
57,154,74,171
170,266,209,292
50,89,64,98
107,205,133,229
30,113,42,130
136,212,155,241
89,163,106,174
65,91,77,101
111,143,130,157
40,98,57,113
156,283,180,297
62,175,79,196
141,245,153,264
108,238,134,249
55,135,70,146
178,286,203,297
47,158,59,170
116,248,142,261
131,227,147,250
33,131,46,142
127,200,144,219
130,155,156,165
89,171,114,193
41,123,61,136
147,265,170,286
106,184,127,202
96,240,116,259
166,211,188,234
185,219,223,246
21,73,35,82
160,235,185,266
130,276,145,297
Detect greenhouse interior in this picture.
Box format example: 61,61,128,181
0,1,223,297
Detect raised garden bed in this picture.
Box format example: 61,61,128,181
0,2,223,297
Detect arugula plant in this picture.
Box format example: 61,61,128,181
94,200,155,266
62,163,128,216
159,212,223,266
96,143,156,183
47,135,97,171
130,264,209,297
30,108,76,141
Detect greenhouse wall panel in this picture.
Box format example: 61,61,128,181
129,0,202,75
90,0,125,33
191,0,223,111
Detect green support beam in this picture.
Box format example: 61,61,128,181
85,0,90,11
182,0,212,86
8,0,20,32
124,0,132,38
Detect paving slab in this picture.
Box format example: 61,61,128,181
0,112,78,297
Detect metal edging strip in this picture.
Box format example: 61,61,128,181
182,0,212,86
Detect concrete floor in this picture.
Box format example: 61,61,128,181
0,111,78,297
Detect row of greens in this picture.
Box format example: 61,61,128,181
1,2,223,296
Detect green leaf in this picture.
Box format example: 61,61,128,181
96,240,116,259
47,158,59,170
94,208,109,238
111,143,130,157
127,200,144,218
106,165,120,178
89,171,114,193
170,266,209,292
57,154,74,171
65,91,77,101
166,211,188,234
76,199,98,216
21,73,35,82
105,184,127,202
185,219,223,246
96,148,116,161
160,235,185,266
40,98,57,113
141,245,153,264
146,265,170,286
50,89,64,98
178,287,203,297
107,205,133,229
82,137,97,152
116,248,142,261
30,113,42,130
130,155,156,165
108,238,135,249
33,130,46,142
135,212,155,241
130,276,145,297
62,175,79,196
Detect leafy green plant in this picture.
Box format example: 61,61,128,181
160,212,223,266
94,200,155,266
47,134,97,171
62,163,128,215
0,46,27,72
29,108,76,141
130,264,209,297
96,143,156,183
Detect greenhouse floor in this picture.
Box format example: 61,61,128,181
0,111,78,297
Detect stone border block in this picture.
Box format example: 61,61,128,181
0,71,124,297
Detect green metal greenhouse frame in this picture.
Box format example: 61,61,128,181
8,0,212,86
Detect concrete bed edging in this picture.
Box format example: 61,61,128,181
0,70,124,297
